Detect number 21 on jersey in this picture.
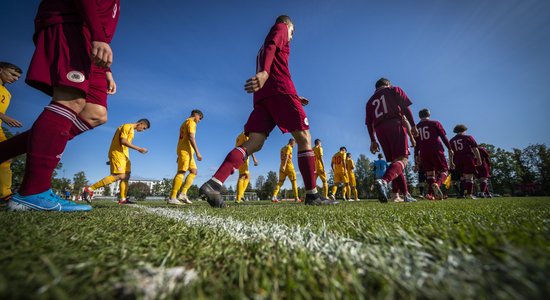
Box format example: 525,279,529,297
372,95,388,118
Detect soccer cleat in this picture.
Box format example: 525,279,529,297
328,194,336,201
348,198,355,202
425,194,435,201
486,193,493,198
177,193,192,204
118,198,129,204
271,196,280,203
375,179,389,203
467,194,477,199
404,193,417,202
199,180,227,208
305,193,338,206
431,183,444,200
355,198,360,201
294,198,303,203
167,198,185,205
8,189,92,212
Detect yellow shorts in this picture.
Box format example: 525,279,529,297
347,172,357,187
238,157,250,175
279,166,297,182
177,150,197,172
316,165,327,181
334,172,349,184
110,155,131,174
0,129,6,142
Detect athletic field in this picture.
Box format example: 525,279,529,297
1,197,549,299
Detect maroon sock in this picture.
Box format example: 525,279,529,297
464,180,473,195
437,171,448,186
19,103,91,196
397,173,408,194
0,130,29,163
427,176,436,194
382,161,404,183
480,180,488,194
297,150,316,191
212,147,246,183
68,117,93,140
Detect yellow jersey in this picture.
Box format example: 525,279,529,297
0,85,12,128
109,124,135,158
280,144,294,169
314,145,323,165
346,157,355,175
177,117,197,153
331,151,347,174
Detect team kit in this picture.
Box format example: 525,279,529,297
0,1,491,212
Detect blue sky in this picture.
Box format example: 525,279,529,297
2,0,549,189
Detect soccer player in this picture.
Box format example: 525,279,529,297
272,138,300,202
167,110,204,205
330,147,349,200
199,15,335,207
476,146,492,198
0,62,23,202
235,131,258,203
313,139,328,197
346,153,359,201
449,124,482,199
85,120,150,204
366,78,418,203
414,109,453,200
4,0,121,212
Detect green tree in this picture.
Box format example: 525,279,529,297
490,147,516,195
127,182,150,201
187,184,199,199
258,171,277,200
52,177,71,193
355,154,372,199
72,171,89,195
103,184,112,197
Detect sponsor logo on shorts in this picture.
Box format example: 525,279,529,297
304,117,309,126
67,71,85,83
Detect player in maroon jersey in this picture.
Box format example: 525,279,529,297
449,124,482,199
476,146,492,197
1,0,120,211
414,109,453,200
200,15,336,208
366,78,418,203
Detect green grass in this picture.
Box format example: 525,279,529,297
1,197,549,299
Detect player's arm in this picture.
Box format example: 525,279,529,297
366,105,380,154
188,132,202,161
472,147,482,167
281,151,290,171
106,71,116,95
395,87,418,136
252,153,259,166
448,150,455,170
121,138,147,154
0,112,22,127
73,0,112,68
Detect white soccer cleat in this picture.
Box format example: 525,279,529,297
178,193,193,204
167,198,185,205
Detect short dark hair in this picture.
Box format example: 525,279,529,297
0,62,22,74
375,78,391,89
347,153,352,157
137,118,151,128
276,15,292,25
314,139,321,145
289,138,295,143
378,153,383,159
340,146,346,151
453,124,467,133
191,109,203,119
419,109,430,118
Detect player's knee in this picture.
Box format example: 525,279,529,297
292,130,311,147
190,169,197,175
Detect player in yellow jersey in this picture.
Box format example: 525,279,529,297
272,138,300,202
0,62,23,202
235,131,259,203
313,139,328,198
168,110,203,205
330,147,349,200
346,153,359,201
84,119,150,204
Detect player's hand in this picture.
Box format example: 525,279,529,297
244,71,269,93
370,141,380,154
254,160,259,166
411,126,419,137
106,72,117,94
196,153,203,161
299,96,309,106
475,159,482,167
410,137,416,148
449,162,455,170
0,115,22,127
138,147,148,154
91,41,113,68
282,166,286,172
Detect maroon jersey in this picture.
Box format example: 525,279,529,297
254,23,297,102
415,119,451,154
450,134,478,157
365,86,415,142
35,0,120,44
477,147,491,169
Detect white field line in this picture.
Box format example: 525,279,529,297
134,205,481,288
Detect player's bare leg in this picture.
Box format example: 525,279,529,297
464,174,476,199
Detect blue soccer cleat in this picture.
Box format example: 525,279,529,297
8,189,92,212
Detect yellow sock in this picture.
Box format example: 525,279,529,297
243,177,250,193
120,180,128,199
273,183,282,198
354,187,359,199
90,175,117,190
331,185,337,196
181,173,196,195
0,162,12,198
343,186,348,198
291,180,299,199
236,177,245,201
170,173,184,199
323,181,329,198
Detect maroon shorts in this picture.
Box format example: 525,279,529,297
244,94,309,135
375,119,409,161
26,23,108,107
453,155,475,175
420,150,448,173
476,164,490,178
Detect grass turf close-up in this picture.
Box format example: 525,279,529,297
1,197,549,299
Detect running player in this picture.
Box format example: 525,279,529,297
167,110,203,205
476,146,492,198
346,153,359,201
0,62,23,202
5,0,121,212
235,131,259,203
85,120,150,204
414,109,453,200
272,138,300,202
330,147,348,200
199,15,335,207
449,124,482,199
366,78,418,203
313,139,328,197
